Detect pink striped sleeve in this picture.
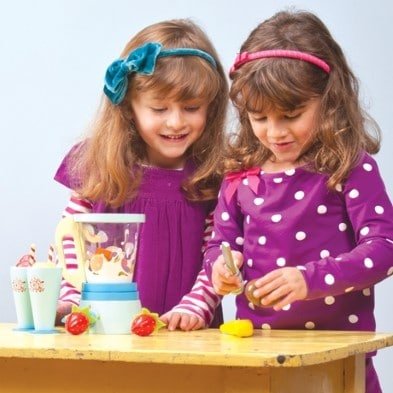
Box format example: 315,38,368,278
170,212,221,326
58,193,93,303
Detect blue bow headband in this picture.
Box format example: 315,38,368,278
103,42,217,105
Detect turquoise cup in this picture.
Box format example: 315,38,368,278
27,266,62,332
10,266,34,330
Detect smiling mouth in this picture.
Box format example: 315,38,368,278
161,134,188,140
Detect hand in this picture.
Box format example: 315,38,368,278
252,267,308,311
160,311,205,331
211,251,243,295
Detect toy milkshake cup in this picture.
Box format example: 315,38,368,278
27,263,62,332
55,214,145,291
10,266,34,330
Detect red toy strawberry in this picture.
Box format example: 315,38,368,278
65,305,97,335
131,308,166,336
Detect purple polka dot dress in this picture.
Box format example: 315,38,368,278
205,152,393,331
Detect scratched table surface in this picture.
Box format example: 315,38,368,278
0,323,392,367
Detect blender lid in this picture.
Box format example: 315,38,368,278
72,213,145,223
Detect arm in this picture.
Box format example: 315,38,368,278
56,193,92,325
160,212,221,331
300,154,393,300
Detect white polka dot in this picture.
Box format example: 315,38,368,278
338,223,347,232
317,205,327,214
247,259,253,267
285,169,296,176
271,214,282,223
335,257,342,261
248,302,255,310
363,288,371,296
221,212,230,221
254,197,264,206
360,227,370,236
235,237,244,245
221,241,230,247
260,170,265,175
294,191,305,200
211,231,215,239
273,177,283,184
335,184,343,192
305,321,315,329
364,257,374,268
242,178,249,186
363,163,373,172
246,215,250,224
295,231,306,241
345,287,354,293
325,274,335,285
325,296,335,305
258,236,267,245
282,304,291,311
261,323,271,330
276,257,286,267
297,265,306,271
320,249,330,258
387,267,393,276
375,206,384,214
349,189,359,199
348,314,359,324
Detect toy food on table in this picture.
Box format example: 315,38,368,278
219,319,254,337
64,305,97,335
131,308,166,336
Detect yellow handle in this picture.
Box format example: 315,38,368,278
55,216,86,291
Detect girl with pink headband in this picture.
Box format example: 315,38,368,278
54,19,228,331
205,10,392,392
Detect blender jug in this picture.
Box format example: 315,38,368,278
55,213,145,291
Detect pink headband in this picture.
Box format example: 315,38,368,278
230,49,331,74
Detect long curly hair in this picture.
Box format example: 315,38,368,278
69,19,228,207
228,10,380,189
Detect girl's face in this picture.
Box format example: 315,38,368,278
247,98,321,172
131,91,209,169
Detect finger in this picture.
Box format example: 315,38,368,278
167,313,182,331
181,314,199,331
254,276,285,298
255,269,282,287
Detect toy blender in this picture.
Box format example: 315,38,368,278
55,213,145,334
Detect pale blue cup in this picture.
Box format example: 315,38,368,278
27,265,62,332
10,266,34,330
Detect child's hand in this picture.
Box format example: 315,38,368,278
252,267,308,311
211,251,244,295
160,311,205,331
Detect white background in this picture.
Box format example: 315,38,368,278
1,0,392,390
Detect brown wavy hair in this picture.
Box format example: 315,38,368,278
228,10,380,189
69,19,228,207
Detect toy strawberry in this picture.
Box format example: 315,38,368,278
131,308,166,336
65,305,97,335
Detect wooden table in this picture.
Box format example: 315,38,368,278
0,323,392,393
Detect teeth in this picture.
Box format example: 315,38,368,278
163,134,185,139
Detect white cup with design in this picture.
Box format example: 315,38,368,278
10,266,34,330
27,263,62,332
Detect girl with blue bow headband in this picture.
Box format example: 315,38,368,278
54,19,228,331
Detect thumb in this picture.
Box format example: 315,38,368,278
232,250,244,269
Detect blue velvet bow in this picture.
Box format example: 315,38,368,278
104,42,162,105
103,42,217,105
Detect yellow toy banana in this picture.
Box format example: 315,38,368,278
219,319,254,337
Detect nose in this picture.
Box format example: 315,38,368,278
266,119,287,139
166,109,186,131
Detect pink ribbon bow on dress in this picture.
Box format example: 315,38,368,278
224,167,261,203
